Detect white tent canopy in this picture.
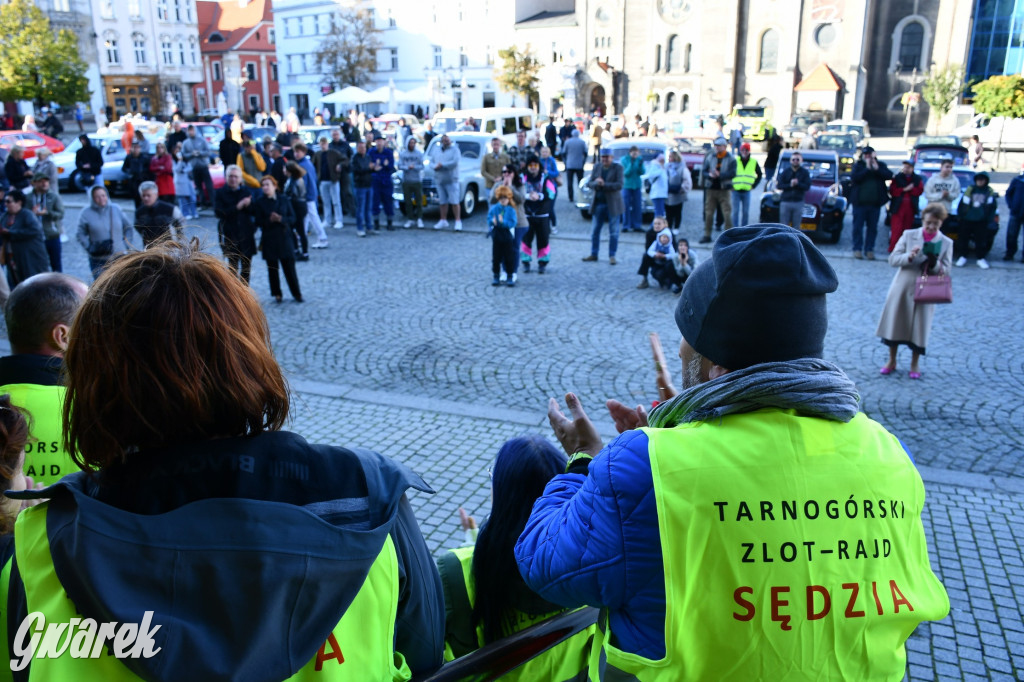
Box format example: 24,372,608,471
321,86,370,104
359,86,394,104
400,84,453,103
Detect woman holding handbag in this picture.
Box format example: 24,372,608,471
876,202,953,379
75,186,133,280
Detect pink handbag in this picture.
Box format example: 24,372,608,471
913,268,952,304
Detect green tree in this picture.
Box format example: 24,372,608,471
921,64,966,133
0,0,89,107
316,2,381,89
495,46,540,108
970,74,1024,167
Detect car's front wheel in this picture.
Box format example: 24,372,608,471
461,185,477,215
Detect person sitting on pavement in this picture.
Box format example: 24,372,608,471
636,215,676,290
647,229,676,290
0,273,88,486
516,224,950,681
135,181,184,248
438,435,594,680
0,240,445,679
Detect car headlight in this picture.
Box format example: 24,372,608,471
841,157,852,164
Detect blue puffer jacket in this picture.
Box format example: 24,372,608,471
514,429,667,659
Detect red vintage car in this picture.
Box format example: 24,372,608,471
0,131,65,159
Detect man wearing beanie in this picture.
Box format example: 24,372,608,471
516,225,949,681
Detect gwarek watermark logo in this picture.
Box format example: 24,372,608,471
11,611,162,671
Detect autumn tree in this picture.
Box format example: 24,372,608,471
971,74,1024,167
495,46,540,108
316,2,382,88
922,64,966,133
0,0,89,107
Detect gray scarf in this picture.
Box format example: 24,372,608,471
647,358,860,428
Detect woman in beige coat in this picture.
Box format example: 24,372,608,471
876,202,954,379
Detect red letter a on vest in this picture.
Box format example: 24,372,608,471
315,633,345,671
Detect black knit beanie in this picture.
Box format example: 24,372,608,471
674,225,838,369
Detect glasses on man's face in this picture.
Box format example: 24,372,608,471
3,198,15,203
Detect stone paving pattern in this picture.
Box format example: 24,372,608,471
34,145,1024,679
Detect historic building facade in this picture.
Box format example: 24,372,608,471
194,0,280,116
34,0,103,117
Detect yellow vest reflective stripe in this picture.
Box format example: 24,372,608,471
10,502,412,681
732,157,758,191
0,383,75,487
443,546,595,682
596,410,949,681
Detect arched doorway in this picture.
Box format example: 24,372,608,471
590,85,606,116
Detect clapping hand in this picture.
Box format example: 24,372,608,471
547,393,603,457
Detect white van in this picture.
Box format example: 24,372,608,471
431,107,536,146
953,113,1024,151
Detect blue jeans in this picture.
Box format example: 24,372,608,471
590,203,620,258
355,187,372,231
621,187,642,230
45,236,62,273
732,190,751,227
651,197,665,218
371,178,394,218
851,204,881,253
1005,213,1023,258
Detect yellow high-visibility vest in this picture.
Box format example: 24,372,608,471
443,545,595,681
0,383,75,486
594,409,949,681
732,157,758,191
1,502,412,682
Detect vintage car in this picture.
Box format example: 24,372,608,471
0,131,64,160
759,149,848,243
781,111,831,148
99,137,226,197
814,132,857,187
392,131,488,216
911,142,970,167
47,134,128,192
575,138,676,221
825,119,871,147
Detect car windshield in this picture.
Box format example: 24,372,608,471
915,149,969,165
919,168,975,191
425,138,480,159
432,117,466,134
816,135,856,150
60,137,104,154
735,108,765,118
827,124,864,136
298,128,332,145
778,158,836,182
674,138,706,153
915,136,960,147
611,146,665,163
788,115,821,127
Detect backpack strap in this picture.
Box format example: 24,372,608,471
437,550,478,660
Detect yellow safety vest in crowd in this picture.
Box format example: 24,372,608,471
732,157,758,192
594,409,949,681
0,503,412,682
0,383,75,486
443,546,594,681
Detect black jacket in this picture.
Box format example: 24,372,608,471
75,144,103,176
351,153,373,188
777,165,812,203
0,353,63,386
850,159,894,207
4,157,29,190
134,200,179,246
214,185,256,256
219,138,241,168
252,193,296,261
121,152,152,182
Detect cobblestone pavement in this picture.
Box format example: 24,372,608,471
42,147,1024,679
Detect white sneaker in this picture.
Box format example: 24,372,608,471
434,219,448,230
955,256,967,267
499,272,507,282
403,220,413,228
416,219,424,228
977,258,990,269
333,222,343,230
357,230,366,237
454,220,463,232
317,239,329,249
